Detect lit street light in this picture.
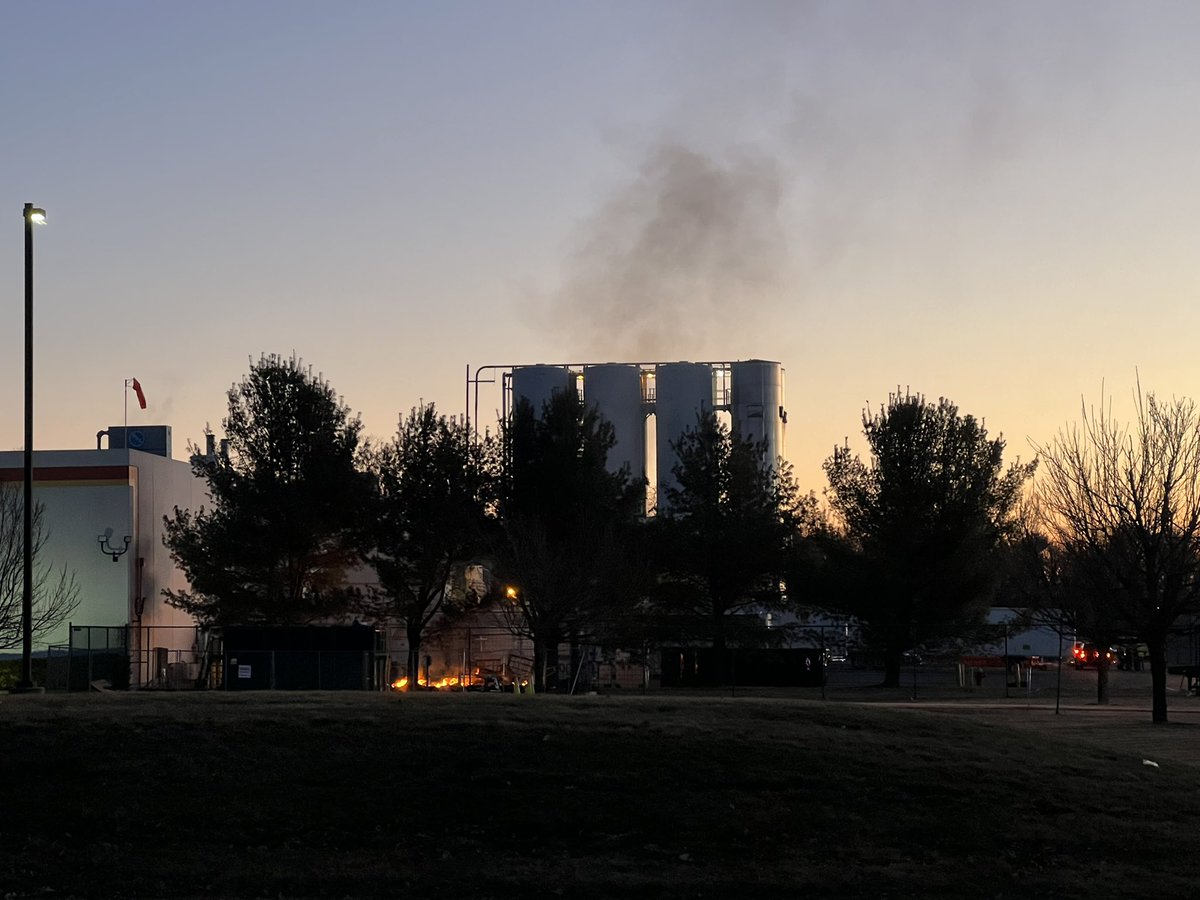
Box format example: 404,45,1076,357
13,203,46,693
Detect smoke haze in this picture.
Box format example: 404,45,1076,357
535,2,1122,365
548,143,788,361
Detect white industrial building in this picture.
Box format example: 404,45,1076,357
0,425,207,688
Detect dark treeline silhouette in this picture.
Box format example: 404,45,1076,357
164,357,1200,721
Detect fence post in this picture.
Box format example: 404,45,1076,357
820,626,827,701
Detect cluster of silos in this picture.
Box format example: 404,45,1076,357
509,359,785,514
510,363,647,484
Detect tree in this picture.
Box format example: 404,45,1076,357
0,483,80,648
823,392,1035,687
361,403,496,691
163,354,368,626
650,411,806,650
495,389,644,690
1000,509,1128,705
1034,388,1200,723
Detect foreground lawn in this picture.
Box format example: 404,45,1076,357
0,691,1196,899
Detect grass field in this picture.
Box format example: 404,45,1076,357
1,683,1198,899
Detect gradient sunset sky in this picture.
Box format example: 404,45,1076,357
4,1,1199,491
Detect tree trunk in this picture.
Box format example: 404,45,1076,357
404,616,432,693
1095,656,1110,705
882,645,902,688
1147,639,1168,724
405,638,421,693
532,633,559,692
711,607,726,653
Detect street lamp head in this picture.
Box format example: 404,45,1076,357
28,208,46,225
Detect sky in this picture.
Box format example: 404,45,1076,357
3,1,1200,493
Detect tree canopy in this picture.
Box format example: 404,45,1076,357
163,354,368,626
822,392,1035,686
1034,388,1200,723
361,403,496,690
495,388,645,690
1000,506,1132,704
651,411,807,649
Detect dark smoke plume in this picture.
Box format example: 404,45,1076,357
548,143,787,360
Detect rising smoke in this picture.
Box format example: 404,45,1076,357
547,142,788,361
537,3,1124,364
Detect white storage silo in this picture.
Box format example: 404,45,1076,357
654,362,715,510
582,364,646,482
511,365,573,419
730,359,786,470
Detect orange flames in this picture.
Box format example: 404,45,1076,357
389,669,529,691
390,673,466,691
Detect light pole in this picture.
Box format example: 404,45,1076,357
13,203,46,693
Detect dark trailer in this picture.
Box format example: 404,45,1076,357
661,647,826,688
222,624,383,691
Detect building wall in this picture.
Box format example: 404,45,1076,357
129,450,210,632
0,447,206,655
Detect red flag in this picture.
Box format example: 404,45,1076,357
131,378,147,410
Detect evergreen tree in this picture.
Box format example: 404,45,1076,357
163,354,368,625
651,411,805,650
823,392,1034,686
496,389,643,690
361,403,495,690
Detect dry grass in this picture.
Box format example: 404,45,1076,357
1,689,1198,899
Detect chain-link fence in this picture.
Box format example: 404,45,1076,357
45,624,203,691
46,625,130,691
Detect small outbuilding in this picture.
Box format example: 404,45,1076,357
660,647,826,688
221,624,384,690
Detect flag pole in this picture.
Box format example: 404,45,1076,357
124,378,129,435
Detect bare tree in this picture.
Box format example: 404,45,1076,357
1001,506,1128,705
0,483,80,649
1034,388,1200,723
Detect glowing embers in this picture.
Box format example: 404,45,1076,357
390,673,465,691
389,668,531,692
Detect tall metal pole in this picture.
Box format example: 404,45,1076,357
16,204,39,692
1003,625,1010,700
1055,617,1064,716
